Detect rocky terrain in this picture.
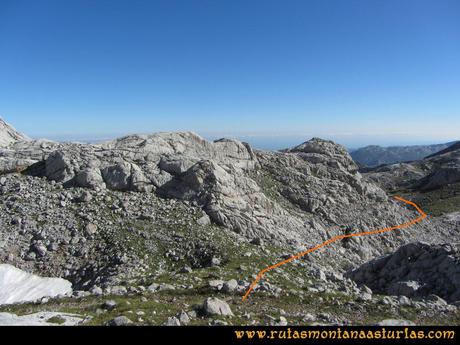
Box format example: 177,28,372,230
362,141,460,217
0,117,459,326
350,142,457,167
0,118,29,147
347,242,460,303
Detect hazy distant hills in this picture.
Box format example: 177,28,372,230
351,142,458,167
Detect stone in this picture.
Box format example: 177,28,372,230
250,237,263,246
208,280,225,290
45,151,73,182
147,283,159,292
101,163,132,191
106,316,133,326
222,279,238,293
163,316,181,326
376,319,416,326
180,266,193,274
73,290,91,298
313,268,327,282
362,285,373,294
426,295,448,306
25,252,36,261
11,216,22,225
130,163,152,192
276,316,288,326
210,319,228,326
110,286,128,295
196,214,211,226
102,300,117,311
90,286,103,296
157,283,175,291
388,281,421,297
32,243,47,257
358,292,372,301
177,311,190,325
398,296,412,306
302,313,316,322
75,191,93,202
202,297,234,317
47,242,59,252
84,223,98,236
75,168,105,189
211,257,221,267
381,296,396,305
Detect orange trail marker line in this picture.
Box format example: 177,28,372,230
242,196,427,302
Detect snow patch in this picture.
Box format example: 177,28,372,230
0,264,72,305
0,312,84,326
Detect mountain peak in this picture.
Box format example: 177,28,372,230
288,137,350,157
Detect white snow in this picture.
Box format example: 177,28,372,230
0,264,72,305
0,312,84,326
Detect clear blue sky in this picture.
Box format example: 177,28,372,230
0,0,459,149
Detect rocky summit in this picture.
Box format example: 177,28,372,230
0,118,29,147
0,118,459,326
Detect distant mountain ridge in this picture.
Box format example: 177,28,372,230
425,141,460,159
351,142,458,167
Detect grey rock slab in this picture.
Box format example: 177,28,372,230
106,316,133,326
202,297,234,317
163,316,181,326
376,319,416,326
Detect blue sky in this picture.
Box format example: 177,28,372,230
0,0,459,149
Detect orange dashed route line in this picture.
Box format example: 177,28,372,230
242,196,427,302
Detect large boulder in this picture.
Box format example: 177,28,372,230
101,162,151,192
202,297,234,316
75,167,105,189
130,163,153,192
101,162,133,191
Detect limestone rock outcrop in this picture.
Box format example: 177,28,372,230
346,242,460,302
0,118,29,147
